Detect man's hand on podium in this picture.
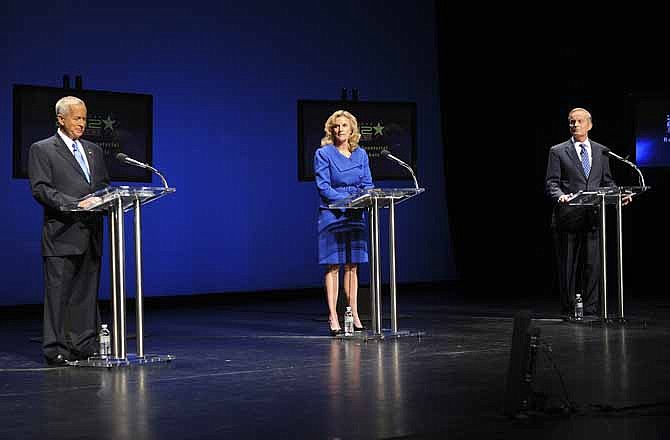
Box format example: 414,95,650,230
78,196,103,210
558,193,575,203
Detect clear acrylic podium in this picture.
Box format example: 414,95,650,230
61,186,176,367
330,188,425,338
567,185,649,322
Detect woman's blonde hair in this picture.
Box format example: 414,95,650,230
320,110,361,150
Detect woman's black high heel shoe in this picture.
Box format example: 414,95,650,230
354,324,366,332
329,319,343,336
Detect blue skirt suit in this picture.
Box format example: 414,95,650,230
314,144,374,265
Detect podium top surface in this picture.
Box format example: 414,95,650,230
328,187,425,209
567,185,649,206
61,185,176,212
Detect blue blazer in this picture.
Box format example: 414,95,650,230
314,144,374,233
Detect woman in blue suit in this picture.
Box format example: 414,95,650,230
314,110,373,335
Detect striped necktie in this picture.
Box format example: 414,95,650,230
72,143,91,183
579,143,590,177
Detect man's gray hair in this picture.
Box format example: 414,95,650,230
55,96,85,116
568,107,592,123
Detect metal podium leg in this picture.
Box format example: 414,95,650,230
368,206,376,334
368,199,382,335
115,198,128,359
109,206,119,357
616,194,624,320
373,199,382,334
134,198,145,358
600,195,608,321
389,199,398,333
71,187,176,367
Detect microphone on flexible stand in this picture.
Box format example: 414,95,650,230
116,153,169,189
380,149,419,189
602,148,646,188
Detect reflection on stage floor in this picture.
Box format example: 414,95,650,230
1,288,670,439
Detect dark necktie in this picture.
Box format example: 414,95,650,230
72,143,91,183
579,144,590,177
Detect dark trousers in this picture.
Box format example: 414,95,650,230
553,225,601,316
42,247,101,360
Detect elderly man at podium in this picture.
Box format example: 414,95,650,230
314,110,374,335
545,107,617,319
28,96,110,365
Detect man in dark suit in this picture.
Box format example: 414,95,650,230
28,96,110,365
545,107,615,319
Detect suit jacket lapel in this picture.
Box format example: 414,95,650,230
565,141,587,179
590,143,601,184
53,135,90,183
81,142,94,182
329,145,361,172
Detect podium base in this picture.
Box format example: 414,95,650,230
564,316,649,328
333,329,426,341
69,353,175,368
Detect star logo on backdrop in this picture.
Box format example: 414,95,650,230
373,122,384,136
102,115,116,131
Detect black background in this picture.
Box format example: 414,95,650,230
13,84,153,182
436,6,669,300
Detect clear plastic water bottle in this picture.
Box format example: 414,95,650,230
344,306,354,336
99,324,111,358
575,294,584,321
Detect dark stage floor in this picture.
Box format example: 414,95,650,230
1,288,670,439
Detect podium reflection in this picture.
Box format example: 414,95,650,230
602,326,630,395
326,339,405,437
42,365,157,439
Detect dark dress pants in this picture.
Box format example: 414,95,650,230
42,247,101,360
553,206,602,316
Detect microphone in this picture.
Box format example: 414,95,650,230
602,148,646,188
116,153,169,189
380,149,409,166
116,153,150,169
380,149,419,189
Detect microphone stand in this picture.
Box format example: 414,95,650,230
606,150,646,189
118,154,169,189
147,165,169,189
399,161,419,190
383,152,419,189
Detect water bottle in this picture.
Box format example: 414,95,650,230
344,306,354,336
575,294,584,321
99,324,111,358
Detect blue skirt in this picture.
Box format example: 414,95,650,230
318,229,368,265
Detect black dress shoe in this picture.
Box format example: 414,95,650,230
75,351,99,361
45,354,70,366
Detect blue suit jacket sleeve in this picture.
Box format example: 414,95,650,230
314,146,375,206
